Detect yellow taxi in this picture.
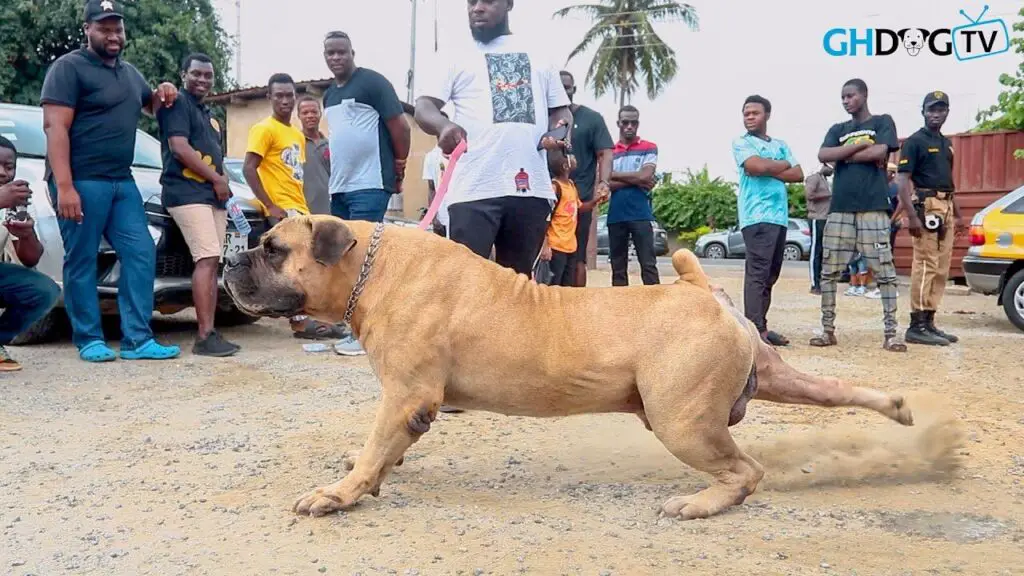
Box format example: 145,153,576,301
964,185,1024,331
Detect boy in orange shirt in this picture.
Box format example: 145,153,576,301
539,147,608,286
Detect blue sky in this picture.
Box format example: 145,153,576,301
212,0,1021,180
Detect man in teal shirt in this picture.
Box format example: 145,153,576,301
731,95,803,346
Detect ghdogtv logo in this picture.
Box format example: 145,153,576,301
823,5,1010,61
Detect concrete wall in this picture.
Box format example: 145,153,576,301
222,96,434,222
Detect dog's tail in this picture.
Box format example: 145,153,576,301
671,249,711,291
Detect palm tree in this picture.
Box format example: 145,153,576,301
553,1,699,108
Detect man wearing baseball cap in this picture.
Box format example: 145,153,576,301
894,90,964,346
40,0,182,362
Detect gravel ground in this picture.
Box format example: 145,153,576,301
2,263,1023,575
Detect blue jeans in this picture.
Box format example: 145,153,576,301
49,179,157,349
330,189,391,222
0,263,61,345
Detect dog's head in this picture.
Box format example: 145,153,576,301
899,28,928,56
223,215,358,320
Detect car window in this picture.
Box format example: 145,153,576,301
0,104,163,169
788,220,800,230
0,106,47,158
223,160,245,184
1004,194,1024,215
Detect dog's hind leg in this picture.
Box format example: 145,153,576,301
752,339,913,426
293,383,441,517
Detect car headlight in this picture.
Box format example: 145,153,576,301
147,224,163,246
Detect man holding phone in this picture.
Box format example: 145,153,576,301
0,136,62,372
414,0,573,277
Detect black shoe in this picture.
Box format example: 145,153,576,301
905,312,949,346
439,405,464,414
193,331,240,357
925,311,959,343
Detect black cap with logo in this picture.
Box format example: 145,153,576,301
923,90,950,109
83,0,125,22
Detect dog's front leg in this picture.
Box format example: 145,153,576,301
293,386,441,517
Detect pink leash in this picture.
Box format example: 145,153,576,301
418,139,467,230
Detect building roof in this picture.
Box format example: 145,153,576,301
206,77,415,115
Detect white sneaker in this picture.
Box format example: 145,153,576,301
855,286,866,296
844,286,860,296
864,288,882,299
334,336,366,356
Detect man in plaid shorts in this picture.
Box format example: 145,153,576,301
811,79,910,352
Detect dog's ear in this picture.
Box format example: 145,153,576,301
310,218,357,267
897,28,910,40
918,28,930,41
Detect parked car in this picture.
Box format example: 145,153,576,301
963,184,1024,332
595,214,670,257
695,218,811,261
0,102,268,344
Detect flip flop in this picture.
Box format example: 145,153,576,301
120,339,181,361
808,332,837,347
292,320,348,341
79,341,117,363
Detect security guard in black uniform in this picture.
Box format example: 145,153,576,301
895,90,965,346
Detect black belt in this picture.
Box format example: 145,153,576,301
916,189,954,200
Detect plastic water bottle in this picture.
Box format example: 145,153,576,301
302,343,332,353
226,197,252,235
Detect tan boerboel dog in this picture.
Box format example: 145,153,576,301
223,216,913,520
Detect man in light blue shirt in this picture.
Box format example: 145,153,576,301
731,95,803,346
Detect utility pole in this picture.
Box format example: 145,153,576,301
406,0,417,103
234,0,242,87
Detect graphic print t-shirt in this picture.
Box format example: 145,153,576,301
419,34,571,223
246,117,308,215
820,114,899,214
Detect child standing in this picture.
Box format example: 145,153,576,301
539,148,607,286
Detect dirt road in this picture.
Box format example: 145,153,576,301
2,264,1023,575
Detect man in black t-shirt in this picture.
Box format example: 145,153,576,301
40,0,180,363
560,71,613,287
157,53,239,357
810,78,907,353
897,90,964,347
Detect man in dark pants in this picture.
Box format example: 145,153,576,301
608,105,659,286
804,163,833,295
560,71,613,287
0,136,62,372
731,95,803,346
414,0,573,278
41,0,180,363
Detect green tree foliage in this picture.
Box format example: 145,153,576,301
651,165,737,232
787,182,807,219
553,0,698,107
975,5,1024,158
0,0,233,135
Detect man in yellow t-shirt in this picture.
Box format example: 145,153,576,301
242,73,347,341
242,73,309,220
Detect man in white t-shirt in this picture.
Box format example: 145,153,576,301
414,0,573,277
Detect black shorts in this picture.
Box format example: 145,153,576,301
570,209,593,266
447,195,552,277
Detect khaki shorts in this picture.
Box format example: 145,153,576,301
167,204,228,262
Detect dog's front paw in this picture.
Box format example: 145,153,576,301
342,449,404,471
293,487,350,517
889,394,914,426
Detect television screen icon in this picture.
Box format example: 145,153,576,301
952,6,1010,61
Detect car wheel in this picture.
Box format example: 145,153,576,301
783,243,803,261
704,243,726,259
1002,268,1024,332
10,307,71,346
215,307,260,327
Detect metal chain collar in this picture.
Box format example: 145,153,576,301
343,222,384,326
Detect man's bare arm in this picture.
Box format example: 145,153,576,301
595,148,613,186
818,142,871,163
385,115,411,162
775,166,804,183
611,164,656,187
414,96,448,137
169,136,221,183
242,152,280,214
741,156,791,177
847,144,890,164
42,105,75,191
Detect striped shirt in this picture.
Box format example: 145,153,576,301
608,139,657,224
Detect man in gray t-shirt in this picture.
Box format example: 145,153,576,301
298,96,331,215
804,163,833,294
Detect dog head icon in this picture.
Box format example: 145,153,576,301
898,28,929,56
